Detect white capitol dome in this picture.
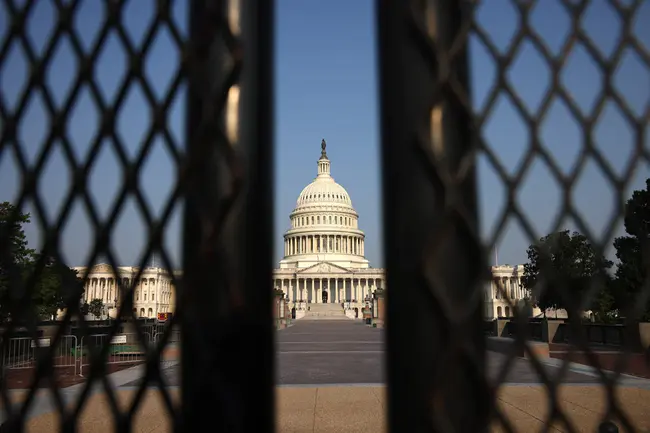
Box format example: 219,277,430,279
279,139,369,270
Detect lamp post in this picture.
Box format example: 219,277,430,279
372,292,379,320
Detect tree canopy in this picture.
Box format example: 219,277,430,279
0,202,83,322
521,230,612,319
613,179,650,320
88,298,105,319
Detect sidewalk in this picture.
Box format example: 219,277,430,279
10,384,650,432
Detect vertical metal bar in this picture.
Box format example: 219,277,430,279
182,1,274,431
377,1,489,432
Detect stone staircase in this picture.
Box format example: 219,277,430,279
303,303,349,320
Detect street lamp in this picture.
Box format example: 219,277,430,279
372,292,379,320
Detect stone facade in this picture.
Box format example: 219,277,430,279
272,140,385,311
72,264,176,319
73,141,530,320
484,264,527,319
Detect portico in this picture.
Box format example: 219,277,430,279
273,264,385,305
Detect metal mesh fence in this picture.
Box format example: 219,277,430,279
0,0,648,432
0,0,274,431
378,0,649,432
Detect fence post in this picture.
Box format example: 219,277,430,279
377,1,490,431
79,336,84,377
181,1,275,431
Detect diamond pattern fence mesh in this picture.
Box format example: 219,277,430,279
378,0,648,432
0,0,648,432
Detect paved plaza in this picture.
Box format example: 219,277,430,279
129,319,639,386
5,319,650,431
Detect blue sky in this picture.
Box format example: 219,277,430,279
0,0,648,271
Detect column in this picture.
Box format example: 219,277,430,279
308,279,312,303
354,279,359,301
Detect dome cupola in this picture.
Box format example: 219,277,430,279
279,139,369,270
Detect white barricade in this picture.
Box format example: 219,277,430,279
79,332,150,376
1,335,79,376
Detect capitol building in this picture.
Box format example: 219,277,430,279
73,139,528,321
272,140,385,310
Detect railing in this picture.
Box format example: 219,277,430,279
1,335,78,375
486,319,638,348
78,333,151,377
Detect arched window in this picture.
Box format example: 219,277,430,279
505,306,510,317
148,308,153,317
140,308,145,317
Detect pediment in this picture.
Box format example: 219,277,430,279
298,262,351,275
91,263,113,273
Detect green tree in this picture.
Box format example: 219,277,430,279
0,202,84,322
88,298,105,319
27,255,84,320
0,202,36,321
521,230,613,319
613,179,650,320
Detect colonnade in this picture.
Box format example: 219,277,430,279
486,276,525,301
284,234,364,256
81,275,174,318
273,276,383,304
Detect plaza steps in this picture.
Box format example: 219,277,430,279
303,303,349,320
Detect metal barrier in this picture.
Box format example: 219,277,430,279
153,329,180,345
79,333,150,377
1,336,78,376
